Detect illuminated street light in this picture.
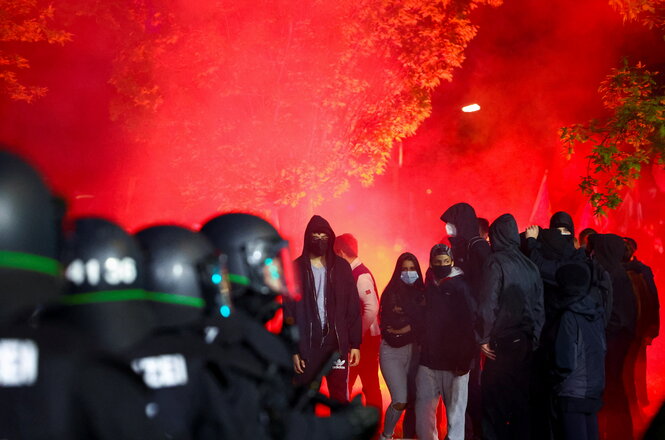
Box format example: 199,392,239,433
462,103,481,112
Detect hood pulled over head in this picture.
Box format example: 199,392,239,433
440,202,480,242
489,214,520,252
549,211,575,236
302,215,336,261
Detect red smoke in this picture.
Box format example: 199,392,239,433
1,0,664,431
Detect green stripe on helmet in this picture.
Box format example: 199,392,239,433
60,289,148,305
0,251,61,277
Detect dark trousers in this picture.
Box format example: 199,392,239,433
599,330,634,440
556,411,599,440
481,334,532,440
348,334,382,409
465,353,483,440
295,333,350,404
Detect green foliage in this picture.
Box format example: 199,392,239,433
561,59,665,215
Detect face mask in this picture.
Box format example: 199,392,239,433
400,271,419,285
445,223,457,237
309,237,328,257
432,264,452,279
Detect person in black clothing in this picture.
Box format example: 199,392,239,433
524,211,602,439
477,213,545,440
579,228,598,253
622,237,659,428
440,202,491,440
377,252,424,440
59,218,238,439
0,150,158,440
284,215,362,404
588,234,637,440
415,244,476,440
201,213,379,440
551,263,606,440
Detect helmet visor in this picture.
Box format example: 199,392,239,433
245,238,300,300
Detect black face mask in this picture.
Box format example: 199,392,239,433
432,264,452,279
309,238,328,257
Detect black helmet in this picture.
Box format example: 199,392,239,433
0,150,63,319
135,225,232,324
61,218,144,299
59,217,156,351
200,213,298,320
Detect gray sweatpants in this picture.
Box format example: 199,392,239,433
379,341,413,437
415,365,469,440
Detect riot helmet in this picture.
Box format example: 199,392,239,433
135,225,232,325
60,217,154,351
200,213,298,322
0,150,63,321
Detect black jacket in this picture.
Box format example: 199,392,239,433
283,215,361,359
625,258,660,340
379,252,424,348
478,214,545,347
441,203,491,303
419,268,477,371
551,265,606,413
590,234,636,336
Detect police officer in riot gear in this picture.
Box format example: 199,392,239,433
59,219,241,439
201,213,379,440
0,150,157,439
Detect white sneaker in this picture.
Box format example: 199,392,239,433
379,434,393,440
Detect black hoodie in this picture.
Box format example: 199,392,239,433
440,203,491,302
283,216,361,359
478,214,545,347
589,234,636,335
551,263,606,412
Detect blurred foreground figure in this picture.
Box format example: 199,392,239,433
0,150,156,439
203,213,378,440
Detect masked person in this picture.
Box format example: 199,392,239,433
377,253,425,440
284,215,362,404
333,233,382,411
415,244,476,440
523,211,607,439
202,213,378,440
477,214,545,440
440,202,490,440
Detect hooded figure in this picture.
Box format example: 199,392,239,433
440,203,491,302
477,214,545,440
479,214,545,348
283,215,361,404
551,263,605,437
590,234,636,440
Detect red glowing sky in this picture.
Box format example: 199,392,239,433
1,0,664,422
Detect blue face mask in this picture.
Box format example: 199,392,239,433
400,271,419,285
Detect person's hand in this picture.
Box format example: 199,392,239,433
525,225,540,240
293,353,306,374
481,343,496,361
349,349,361,367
